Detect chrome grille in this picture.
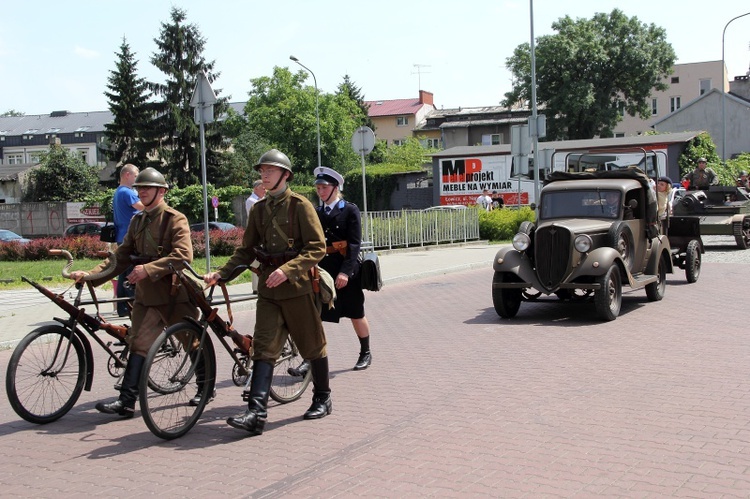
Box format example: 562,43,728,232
535,226,571,290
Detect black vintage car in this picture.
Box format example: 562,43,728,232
491,168,673,321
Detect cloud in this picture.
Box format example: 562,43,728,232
74,45,99,59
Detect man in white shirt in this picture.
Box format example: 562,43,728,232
476,189,492,211
245,180,265,216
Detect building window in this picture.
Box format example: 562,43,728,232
699,78,711,95
396,116,409,126
427,138,441,148
29,152,42,163
6,153,24,165
618,102,625,117
77,149,88,163
481,134,502,146
671,77,679,84
651,98,658,116
392,139,406,146
615,133,625,138
670,96,681,113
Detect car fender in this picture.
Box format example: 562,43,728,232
569,246,622,278
492,247,540,287
646,236,674,274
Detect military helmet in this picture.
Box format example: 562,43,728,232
133,167,169,189
254,149,293,181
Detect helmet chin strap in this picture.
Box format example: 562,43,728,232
269,171,289,193
141,188,160,209
323,186,338,205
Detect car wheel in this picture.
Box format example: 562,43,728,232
645,254,667,301
734,216,750,249
607,222,635,272
492,272,522,318
594,265,621,321
685,239,701,283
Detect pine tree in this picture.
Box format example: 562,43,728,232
148,7,228,188
104,37,156,171
337,75,375,131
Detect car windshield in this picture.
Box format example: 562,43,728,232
0,230,22,241
540,190,621,220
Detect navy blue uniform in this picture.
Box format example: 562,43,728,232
317,199,365,322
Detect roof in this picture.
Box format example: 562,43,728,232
651,88,750,127
431,131,702,158
0,111,113,136
0,163,36,181
365,98,429,117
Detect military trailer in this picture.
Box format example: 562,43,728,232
672,186,750,249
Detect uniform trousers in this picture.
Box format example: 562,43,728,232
128,301,199,357
253,293,327,362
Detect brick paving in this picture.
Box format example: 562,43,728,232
1,259,749,497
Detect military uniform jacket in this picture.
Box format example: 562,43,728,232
317,199,361,278
220,187,325,300
89,203,193,306
685,168,716,189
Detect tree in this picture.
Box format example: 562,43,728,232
1,110,24,117
103,37,157,170
241,67,365,177
149,7,229,187
502,9,675,140
337,75,375,131
25,142,100,202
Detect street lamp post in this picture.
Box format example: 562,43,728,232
290,55,321,168
721,11,750,163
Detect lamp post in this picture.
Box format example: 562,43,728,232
721,11,750,163
290,55,321,168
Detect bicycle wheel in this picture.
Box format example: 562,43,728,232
6,325,86,424
139,323,215,440
270,336,311,403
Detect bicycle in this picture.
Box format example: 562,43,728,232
138,261,311,440
5,249,177,424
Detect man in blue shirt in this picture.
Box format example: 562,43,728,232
113,164,144,316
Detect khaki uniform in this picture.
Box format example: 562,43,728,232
219,187,326,361
88,203,198,356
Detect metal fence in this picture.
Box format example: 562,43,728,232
363,207,481,250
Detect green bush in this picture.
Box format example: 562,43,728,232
479,207,536,241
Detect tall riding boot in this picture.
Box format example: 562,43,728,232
287,359,310,377
189,350,216,407
303,356,332,420
227,360,273,435
96,354,145,418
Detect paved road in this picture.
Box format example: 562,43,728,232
0,239,748,497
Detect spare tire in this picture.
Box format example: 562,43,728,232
607,222,635,272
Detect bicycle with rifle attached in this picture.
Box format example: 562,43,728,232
138,260,312,440
5,249,178,424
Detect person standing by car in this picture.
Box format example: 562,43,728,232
682,158,717,191
289,167,372,377
656,176,673,233
203,149,331,436
69,168,199,418
113,164,144,316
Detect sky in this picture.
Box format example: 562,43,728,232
1,0,749,116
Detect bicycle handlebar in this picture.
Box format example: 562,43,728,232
51,249,116,282
181,261,250,284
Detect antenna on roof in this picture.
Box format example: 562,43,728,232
412,64,431,92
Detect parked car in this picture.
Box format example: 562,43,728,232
0,229,31,244
491,168,673,321
64,222,106,237
189,222,236,232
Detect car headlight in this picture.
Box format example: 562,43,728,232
574,234,593,253
512,232,531,251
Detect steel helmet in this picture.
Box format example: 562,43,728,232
133,167,169,189
254,149,293,181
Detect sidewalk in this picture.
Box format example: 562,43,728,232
0,241,500,349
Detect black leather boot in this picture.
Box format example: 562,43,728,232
227,360,273,435
353,351,372,370
287,360,310,377
188,350,216,407
303,357,332,420
96,354,144,418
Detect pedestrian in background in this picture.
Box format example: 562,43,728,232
245,179,266,294
113,164,144,316
476,189,492,211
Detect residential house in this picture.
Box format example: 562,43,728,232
418,106,532,150
365,90,437,147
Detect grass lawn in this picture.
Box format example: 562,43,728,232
0,256,251,290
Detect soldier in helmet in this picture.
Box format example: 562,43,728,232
203,149,330,436
682,157,717,191
69,167,200,417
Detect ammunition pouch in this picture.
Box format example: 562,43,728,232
253,246,299,267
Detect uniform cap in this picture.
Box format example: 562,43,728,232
658,176,673,185
698,157,707,163
314,166,345,191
